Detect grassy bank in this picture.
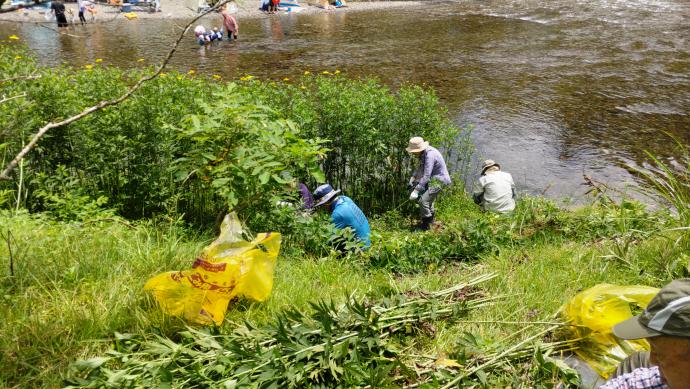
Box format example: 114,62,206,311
1,191,685,387
2,36,689,387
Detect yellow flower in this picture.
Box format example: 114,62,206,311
322,70,331,75
84,64,94,69
300,86,306,90
137,58,145,62
283,77,290,81
303,70,311,75
177,75,183,80
8,35,19,40
240,75,255,81
187,69,196,75
160,73,167,78
334,70,341,75
14,55,21,60
95,58,103,63
212,74,221,79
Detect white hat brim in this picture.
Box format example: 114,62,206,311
315,189,341,207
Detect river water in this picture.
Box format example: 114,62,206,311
2,0,689,201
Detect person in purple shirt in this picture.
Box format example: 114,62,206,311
297,183,314,210
405,136,451,231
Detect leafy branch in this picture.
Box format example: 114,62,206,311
0,0,230,181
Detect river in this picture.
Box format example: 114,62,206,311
2,0,689,201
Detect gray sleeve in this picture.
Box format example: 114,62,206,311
612,351,651,379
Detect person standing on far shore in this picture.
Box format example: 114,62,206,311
221,4,239,41
51,0,68,28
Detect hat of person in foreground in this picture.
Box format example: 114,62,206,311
481,159,501,174
313,184,341,208
613,278,690,340
405,137,429,153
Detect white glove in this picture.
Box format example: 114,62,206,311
409,190,419,201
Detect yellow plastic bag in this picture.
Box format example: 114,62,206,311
144,213,281,325
558,283,658,378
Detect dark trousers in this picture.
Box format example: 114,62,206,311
79,10,86,24
56,13,68,27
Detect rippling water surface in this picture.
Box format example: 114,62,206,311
2,0,689,200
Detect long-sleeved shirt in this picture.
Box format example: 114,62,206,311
329,196,370,248
472,170,516,213
298,183,314,209
413,146,451,192
222,12,238,33
599,366,667,389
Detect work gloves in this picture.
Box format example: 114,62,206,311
407,177,416,192
409,190,419,201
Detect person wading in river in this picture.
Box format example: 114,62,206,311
77,0,87,25
221,4,239,41
51,0,69,28
406,136,451,231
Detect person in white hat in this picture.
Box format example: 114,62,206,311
472,160,516,213
406,137,451,231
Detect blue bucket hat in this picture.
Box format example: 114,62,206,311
313,184,341,207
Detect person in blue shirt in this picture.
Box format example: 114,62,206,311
313,184,371,252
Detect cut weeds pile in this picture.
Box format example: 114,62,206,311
65,274,578,388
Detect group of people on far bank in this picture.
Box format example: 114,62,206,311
296,136,516,253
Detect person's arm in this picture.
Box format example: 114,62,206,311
472,179,484,205
509,173,516,198
414,152,433,192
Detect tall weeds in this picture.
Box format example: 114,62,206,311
631,136,690,228
0,44,472,224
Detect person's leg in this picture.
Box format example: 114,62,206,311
418,186,441,230
79,11,86,24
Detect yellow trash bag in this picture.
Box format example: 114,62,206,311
558,283,659,378
144,213,281,325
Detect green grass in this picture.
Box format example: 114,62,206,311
0,192,685,387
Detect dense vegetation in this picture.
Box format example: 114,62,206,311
1,38,689,387
0,43,469,227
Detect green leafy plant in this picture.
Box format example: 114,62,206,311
172,83,327,221
66,275,499,388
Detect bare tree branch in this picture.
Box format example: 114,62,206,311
0,1,229,181
0,74,42,83
0,93,26,104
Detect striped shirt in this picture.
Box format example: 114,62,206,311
599,366,668,389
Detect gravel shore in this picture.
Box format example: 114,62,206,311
0,0,422,23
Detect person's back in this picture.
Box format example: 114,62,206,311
476,170,515,213
330,196,371,248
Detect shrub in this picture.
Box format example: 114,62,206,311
0,44,472,227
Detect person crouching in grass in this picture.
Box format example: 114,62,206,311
312,184,371,254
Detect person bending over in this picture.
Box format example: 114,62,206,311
312,184,370,253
